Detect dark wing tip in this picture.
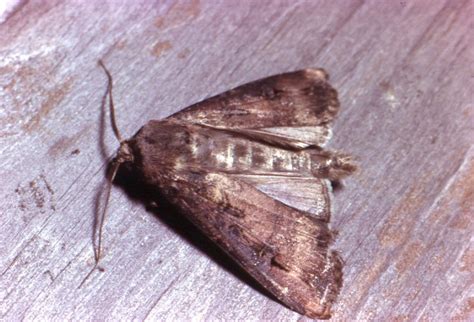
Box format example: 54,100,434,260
309,76,340,124
303,250,344,319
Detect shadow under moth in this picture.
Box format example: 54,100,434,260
93,61,356,319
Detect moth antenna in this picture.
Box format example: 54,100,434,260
98,59,123,143
94,59,119,269
95,161,121,264
80,60,132,286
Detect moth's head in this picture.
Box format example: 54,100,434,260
115,140,134,164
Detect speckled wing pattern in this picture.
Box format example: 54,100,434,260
130,69,355,319
154,170,342,319
168,68,338,148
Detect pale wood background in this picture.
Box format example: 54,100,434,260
1,0,473,321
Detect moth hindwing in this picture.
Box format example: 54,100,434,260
110,68,356,319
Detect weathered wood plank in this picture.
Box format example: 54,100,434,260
0,0,472,320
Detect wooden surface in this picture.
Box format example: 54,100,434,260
1,1,473,320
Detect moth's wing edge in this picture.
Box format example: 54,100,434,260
167,68,340,134
164,170,343,319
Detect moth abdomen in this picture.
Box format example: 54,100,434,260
310,150,357,180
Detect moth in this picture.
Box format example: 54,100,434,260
94,61,356,319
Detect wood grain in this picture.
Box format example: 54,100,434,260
1,0,472,320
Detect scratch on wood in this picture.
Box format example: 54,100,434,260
144,275,181,318
44,270,55,282
45,260,73,283
1,250,22,277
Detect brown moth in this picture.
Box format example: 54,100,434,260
96,62,356,319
